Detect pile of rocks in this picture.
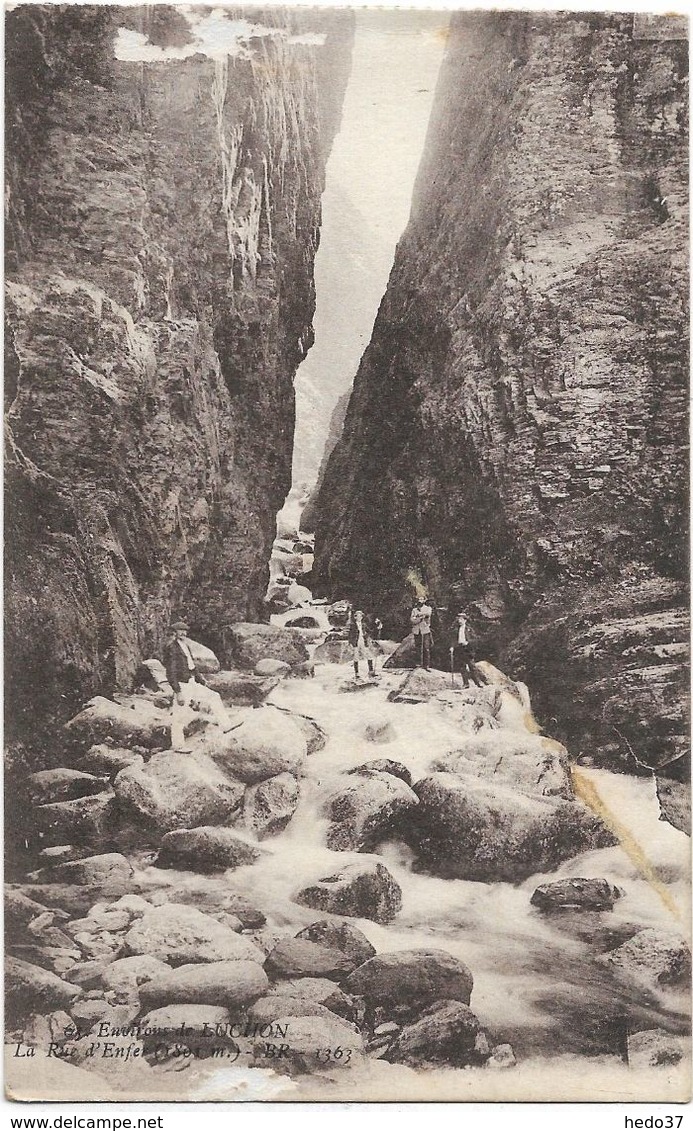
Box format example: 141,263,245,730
6,880,512,1077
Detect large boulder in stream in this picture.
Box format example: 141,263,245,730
325,770,419,851
531,878,624,913
346,949,473,1016
155,827,260,872
431,733,573,800
295,920,376,968
407,772,614,882
264,938,354,980
223,623,309,669
384,1000,486,1067
138,960,268,1010
205,670,279,707
242,772,299,839
125,903,265,965
296,861,402,924
64,696,170,751
599,928,692,994
113,750,244,833
205,706,307,784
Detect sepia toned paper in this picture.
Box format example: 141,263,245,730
4,0,690,1105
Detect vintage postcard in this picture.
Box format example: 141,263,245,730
4,1,690,1105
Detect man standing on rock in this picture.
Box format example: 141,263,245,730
411,597,433,670
164,620,236,752
450,611,484,688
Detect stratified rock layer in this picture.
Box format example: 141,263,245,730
311,11,688,770
5,5,352,744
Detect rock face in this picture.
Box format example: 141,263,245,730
5,5,352,746
310,11,688,772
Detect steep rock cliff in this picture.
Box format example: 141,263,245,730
5,5,352,742
311,11,688,771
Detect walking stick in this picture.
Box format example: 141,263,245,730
449,647,455,688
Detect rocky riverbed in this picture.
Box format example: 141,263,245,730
5,623,690,1101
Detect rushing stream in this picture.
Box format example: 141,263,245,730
129,645,690,1100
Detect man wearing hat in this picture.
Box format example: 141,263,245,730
449,611,484,688
164,619,234,752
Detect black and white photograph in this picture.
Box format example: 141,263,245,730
4,0,690,1105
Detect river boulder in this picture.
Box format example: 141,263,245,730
113,751,244,833
345,949,473,1017
242,773,299,839
627,1028,687,1068
348,760,413,786
138,960,268,1010
101,954,171,998
35,792,117,849
64,696,169,751
407,772,614,882
599,928,692,993
266,977,358,1022
27,769,110,806
30,853,133,886
326,771,419,852
125,904,265,965
295,920,376,968
183,638,221,674
6,957,81,1022
224,623,309,670
155,827,260,872
205,670,279,707
251,1014,364,1074
80,745,144,778
255,659,291,677
264,938,354,980
248,996,338,1025
296,861,402,925
432,733,573,800
207,706,307,784
384,1000,486,1067
530,878,624,913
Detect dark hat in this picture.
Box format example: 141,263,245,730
170,619,189,631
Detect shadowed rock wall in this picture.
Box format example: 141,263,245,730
311,11,689,770
5,5,352,741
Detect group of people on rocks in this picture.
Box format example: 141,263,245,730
410,597,484,687
162,591,484,749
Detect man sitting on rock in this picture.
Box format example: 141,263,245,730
164,619,237,752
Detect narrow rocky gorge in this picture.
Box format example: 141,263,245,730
309,10,689,782
4,5,690,1105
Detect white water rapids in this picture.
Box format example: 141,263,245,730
128,654,690,1102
